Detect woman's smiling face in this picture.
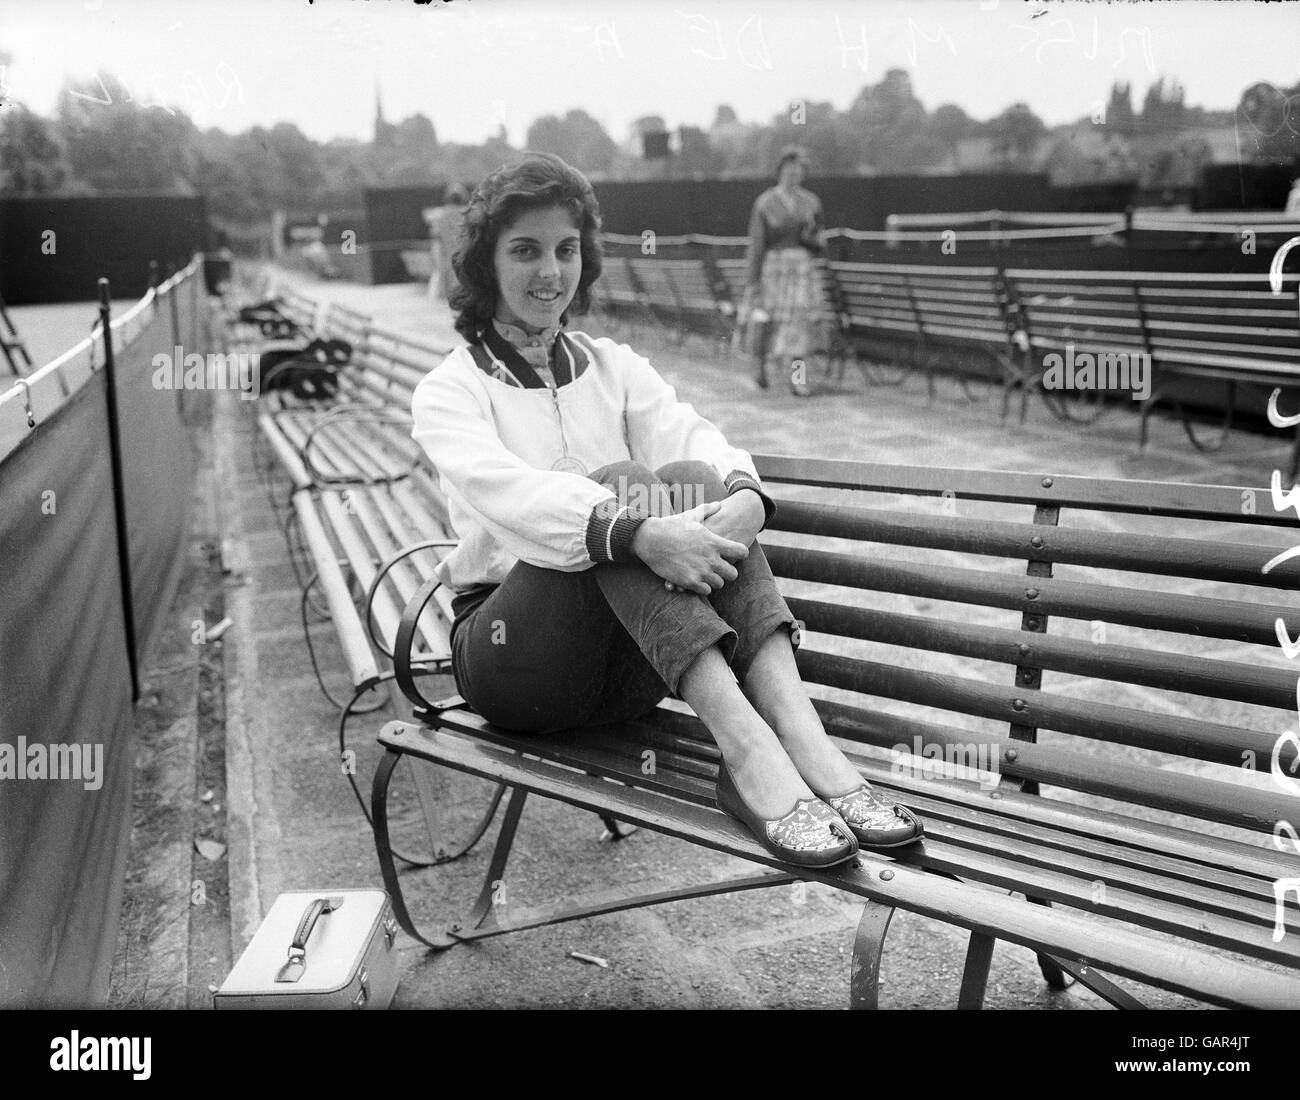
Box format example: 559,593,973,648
492,205,582,333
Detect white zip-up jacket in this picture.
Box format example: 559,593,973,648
410,324,773,603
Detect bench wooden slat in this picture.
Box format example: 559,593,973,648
798,646,1277,769
331,489,450,656
757,455,1299,527
257,413,312,489
291,491,381,688
787,597,1292,709
766,543,1282,645
861,768,1282,902
911,841,1291,964
826,693,1297,838
302,420,398,484
769,499,1298,588
329,418,422,478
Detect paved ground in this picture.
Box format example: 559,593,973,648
118,269,1298,1010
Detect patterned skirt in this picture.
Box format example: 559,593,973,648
756,247,824,362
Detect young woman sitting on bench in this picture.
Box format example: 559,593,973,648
410,152,923,867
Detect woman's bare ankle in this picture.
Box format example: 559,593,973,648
720,735,816,818
774,722,862,795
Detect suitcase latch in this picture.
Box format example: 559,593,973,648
352,967,369,1008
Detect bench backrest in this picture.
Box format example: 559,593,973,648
900,264,1012,350
657,258,721,313
1004,269,1148,361
714,257,749,307
1006,268,1300,383
595,255,642,310
1134,271,1300,379
753,453,1300,837
829,260,923,341
628,257,679,314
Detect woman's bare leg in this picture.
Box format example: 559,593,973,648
740,629,863,795
677,644,817,818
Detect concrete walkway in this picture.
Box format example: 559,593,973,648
209,272,1293,1010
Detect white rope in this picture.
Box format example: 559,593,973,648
0,254,204,433
885,209,1121,229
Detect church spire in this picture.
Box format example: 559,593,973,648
373,78,393,146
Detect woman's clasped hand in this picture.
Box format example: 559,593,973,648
632,500,749,596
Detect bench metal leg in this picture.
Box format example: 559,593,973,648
1137,390,1162,451
998,347,1035,425
1037,950,1075,990
455,785,530,937
849,900,896,1009
958,931,996,1009
598,815,638,841
1176,380,1235,453
403,758,507,867
371,747,459,950
1039,955,1147,1008
1024,896,1146,1007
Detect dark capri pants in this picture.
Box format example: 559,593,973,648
449,460,799,733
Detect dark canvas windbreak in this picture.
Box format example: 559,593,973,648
0,268,202,1005
0,371,137,1007
117,300,197,658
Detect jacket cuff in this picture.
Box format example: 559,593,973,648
724,470,776,529
585,497,651,565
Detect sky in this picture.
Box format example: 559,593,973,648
2,0,1298,146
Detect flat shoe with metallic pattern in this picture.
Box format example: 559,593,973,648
714,758,858,868
821,783,924,849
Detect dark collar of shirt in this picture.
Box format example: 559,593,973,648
469,317,590,389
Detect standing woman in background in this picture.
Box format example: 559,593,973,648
741,146,827,397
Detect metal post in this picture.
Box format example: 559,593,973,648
167,263,180,347
191,257,200,347
167,264,182,414
98,277,140,704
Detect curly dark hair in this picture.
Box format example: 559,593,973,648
449,152,604,344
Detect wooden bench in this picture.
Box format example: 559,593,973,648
656,255,734,349
1133,270,1300,466
609,245,1300,472
374,454,1300,1009
1002,268,1149,426
992,268,1300,475
829,261,1016,402
592,254,655,337
628,256,685,343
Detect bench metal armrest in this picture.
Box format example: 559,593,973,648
393,564,460,715
365,538,459,661
298,409,420,488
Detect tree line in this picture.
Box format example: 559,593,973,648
1,64,1294,236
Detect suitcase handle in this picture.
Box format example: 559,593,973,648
275,895,345,983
